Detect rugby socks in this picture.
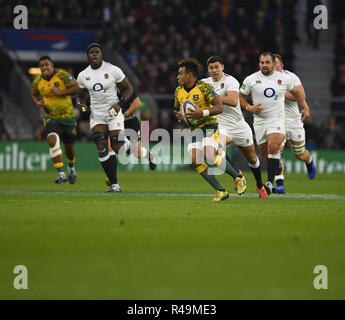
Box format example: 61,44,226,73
67,158,76,174
100,153,118,184
248,158,263,189
306,154,314,171
196,163,225,191
267,154,280,184
225,152,240,174
275,157,284,186
54,162,64,173
213,155,241,179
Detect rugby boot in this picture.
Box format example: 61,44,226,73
235,175,247,195
212,190,229,202
55,172,67,184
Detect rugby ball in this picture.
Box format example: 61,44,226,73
181,101,198,125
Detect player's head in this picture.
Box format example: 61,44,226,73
273,53,284,72
207,55,224,81
86,42,103,66
259,52,275,76
38,55,54,78
177,58,200,86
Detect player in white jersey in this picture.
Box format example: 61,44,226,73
271,54,316,194
202,56,268,198
239,52,305,194
76,42,134,192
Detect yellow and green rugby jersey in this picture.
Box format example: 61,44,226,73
31,69,75,119
174,80,218,131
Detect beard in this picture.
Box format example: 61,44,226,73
261,67,272,75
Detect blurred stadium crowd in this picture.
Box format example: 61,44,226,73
0,0,344,148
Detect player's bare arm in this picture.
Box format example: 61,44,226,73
76,88,88,112
186,96,223,120
239,92,263,114
285,84,306,102
123,97,141,117
50,79,79,96
110,77,134,114
290,85,306,106
30,94,45,108
221,90,238,107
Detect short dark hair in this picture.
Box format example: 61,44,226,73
207,55,224,66
178,58,200,78
38,55,52,63
259,51,275,63
86,42,103,55
273,53,283,64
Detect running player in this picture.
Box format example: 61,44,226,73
202,55,268,198
239,52,305,194
105,92,156,187
31,56,78,184
174,58,247,202
76,42,134,192
272,54,316,194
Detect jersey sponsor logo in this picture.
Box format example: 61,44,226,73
264,87,276,98
85,77,91,81
67,75,73,82
193,94,199,101
241,84,246,90
104,73,109,79
93,83,105,92
256,80,261,83
54,82,59,87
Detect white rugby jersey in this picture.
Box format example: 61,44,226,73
77,61,125,110
240,70,294,122
202,73,245,127
281,69,302,120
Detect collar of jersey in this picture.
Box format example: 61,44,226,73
42,70,56,81
183,80,198,93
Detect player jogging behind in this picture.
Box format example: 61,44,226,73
31,56,78,184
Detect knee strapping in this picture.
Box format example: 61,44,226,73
110,133,126,152
291,141,305,155
47,133,62,158
93,132,108,158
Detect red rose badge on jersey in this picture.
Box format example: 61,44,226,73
221,83,224,89
277,79,282,85
104,73,109,79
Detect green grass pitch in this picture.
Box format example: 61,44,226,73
0,170,345,299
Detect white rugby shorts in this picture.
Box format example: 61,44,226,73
253,117,286,145
286,118,305,142
218,120,253,147
90,107,125,131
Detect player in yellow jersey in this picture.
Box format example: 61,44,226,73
31,56,78,184
174,58,247,201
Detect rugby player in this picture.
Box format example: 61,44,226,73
174,58,247,202
202,55,268,198
31,56,78,184
239,52,305,194
272,54,316,194
76,42,134,192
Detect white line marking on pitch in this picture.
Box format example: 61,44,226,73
0,190,344,200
